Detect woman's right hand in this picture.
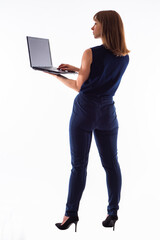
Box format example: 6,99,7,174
58,64,80,73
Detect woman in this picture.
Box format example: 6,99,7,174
45,10,130,231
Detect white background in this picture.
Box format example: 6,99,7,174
0,0,160,239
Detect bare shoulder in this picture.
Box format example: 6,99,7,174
82,48,92,63
84,48,92,56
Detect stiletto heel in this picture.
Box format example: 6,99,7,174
75,221,78,232
113,222,115,231
102,215,118,231
55,216,79,232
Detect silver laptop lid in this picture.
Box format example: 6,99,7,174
27,36,53,68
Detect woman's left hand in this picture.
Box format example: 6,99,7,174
43,71,58,77
43,71,67,80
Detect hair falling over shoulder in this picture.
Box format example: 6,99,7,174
93,10,130,56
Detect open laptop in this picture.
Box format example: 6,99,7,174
26,36,76,74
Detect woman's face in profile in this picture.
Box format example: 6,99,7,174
91,20,102,39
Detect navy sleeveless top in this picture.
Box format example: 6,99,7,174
79,45,129,97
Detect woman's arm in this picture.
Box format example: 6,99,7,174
75,49,92,91
44,49,92,92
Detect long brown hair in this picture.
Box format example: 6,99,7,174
93,10,130,56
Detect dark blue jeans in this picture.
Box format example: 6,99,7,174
65,92,122,217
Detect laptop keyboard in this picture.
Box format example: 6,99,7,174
43,67,67,72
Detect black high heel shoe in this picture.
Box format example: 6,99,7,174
102,215,118,231
55,216,79,232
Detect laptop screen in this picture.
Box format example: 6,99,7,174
27,37,52,68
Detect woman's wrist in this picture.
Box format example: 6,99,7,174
74,67,80,73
